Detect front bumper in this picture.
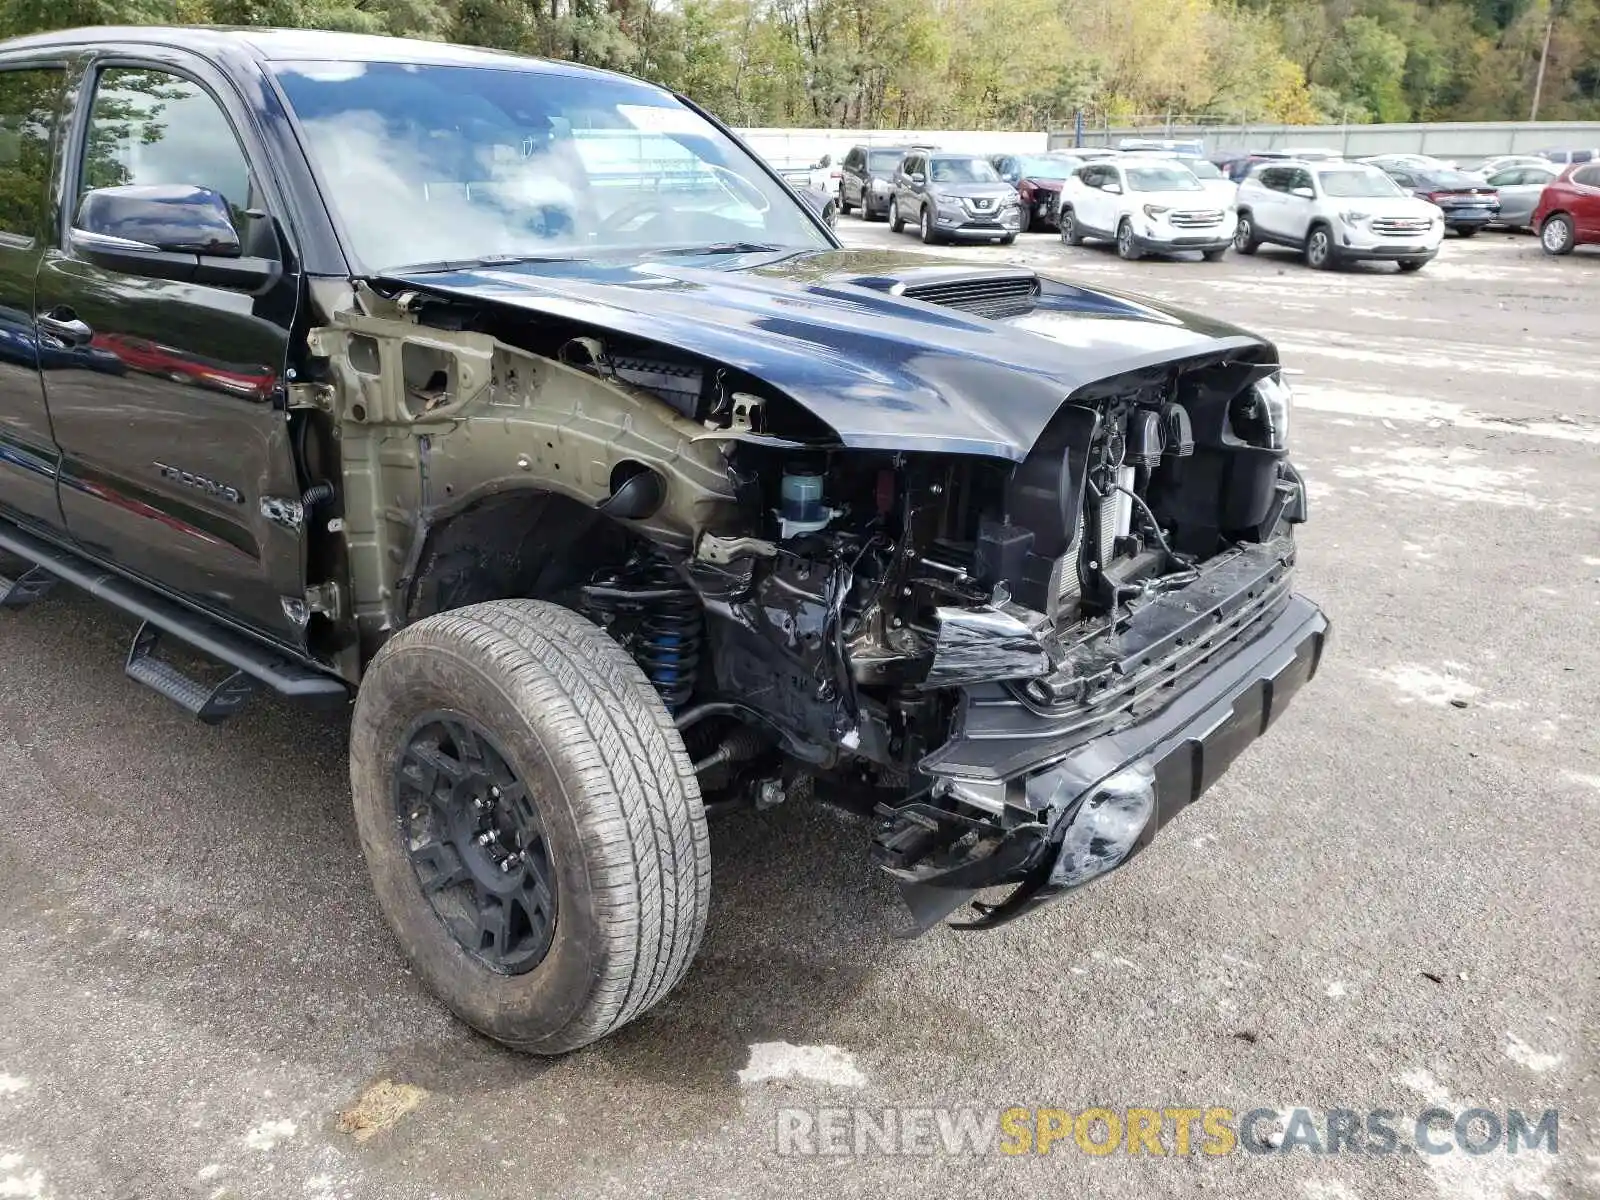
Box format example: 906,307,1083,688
1131,229,1233,254
874,547,1328,931
1339,244,1438,262
935,210,1023,237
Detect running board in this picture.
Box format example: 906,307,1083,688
0,564,56,609
126,621,256,724
0,520,349,706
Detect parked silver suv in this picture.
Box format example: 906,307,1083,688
888,151,1021,244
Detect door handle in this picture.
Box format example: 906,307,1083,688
38,310,93,346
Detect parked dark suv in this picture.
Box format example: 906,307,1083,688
0,26,1326,1055
840,144,924,221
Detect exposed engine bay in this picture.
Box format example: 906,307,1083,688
547,317,1306,872
309,259,1314,927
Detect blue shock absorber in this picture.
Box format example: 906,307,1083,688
634,559,702,711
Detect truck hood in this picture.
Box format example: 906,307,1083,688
382,248,1269,462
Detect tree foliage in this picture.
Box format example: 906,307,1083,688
1,0,1595,125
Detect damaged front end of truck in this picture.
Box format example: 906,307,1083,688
301,253,1328,932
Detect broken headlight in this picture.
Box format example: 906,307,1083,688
1038,761,1156,889
1230,370,1293,451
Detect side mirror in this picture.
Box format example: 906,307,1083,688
77,184,241,255
1291,186,1315,199
911,172,925,185
72,184,280,291
1103,182,1123,195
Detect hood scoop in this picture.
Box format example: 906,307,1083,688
896,270,1041,320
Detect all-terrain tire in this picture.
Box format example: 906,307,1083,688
350,599,710,1054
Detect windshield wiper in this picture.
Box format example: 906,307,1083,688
381,252,583,275
641,242,792,257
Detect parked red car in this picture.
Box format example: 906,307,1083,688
1533,162,1600,255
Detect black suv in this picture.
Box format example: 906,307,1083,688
839,143,925,220
0,27,1327,1054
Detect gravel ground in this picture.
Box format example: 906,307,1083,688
0,222,1596,1200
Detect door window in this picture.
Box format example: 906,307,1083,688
0,68,63,244
79,68,255,237
1572,165,1600,187
1258,167,1287,192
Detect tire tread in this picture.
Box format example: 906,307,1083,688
360,599,709,1052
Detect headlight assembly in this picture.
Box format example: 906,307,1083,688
1225,370,1294,450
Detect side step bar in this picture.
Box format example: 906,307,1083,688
126,622,258,725
0,521,349,711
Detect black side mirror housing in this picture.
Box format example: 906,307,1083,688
77,184,241,256
71,184,281,292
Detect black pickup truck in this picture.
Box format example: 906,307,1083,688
0,27,1327,1053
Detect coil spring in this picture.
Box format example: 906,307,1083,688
632,561,702,711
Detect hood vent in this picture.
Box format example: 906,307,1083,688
899,272,1040,320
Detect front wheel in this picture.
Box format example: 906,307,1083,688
838,191,852,216
1397,259,1427,272
1305,224,1336,270
1455,226,1479,239
920,206,940,244
888,198,904,233
1116,219,1142,260
1060,208,1084,246
999,234,1016,245
1202,247,1227,262
1540,214,1575,255
1233,213,1259,255
1017,206,1031,234
350,599,710,1054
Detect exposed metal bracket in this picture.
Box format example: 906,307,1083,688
287,382,335,411
305,580,343,620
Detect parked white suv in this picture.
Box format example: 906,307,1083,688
1234,160,1444,271
1059,159,1236,260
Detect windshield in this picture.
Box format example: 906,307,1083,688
1125,165,1203,192
930,157,1001,183
271,61,831,271
1017,156,1078,180
867,150,904,171
1182,159,1224,180
1317,168,1404,198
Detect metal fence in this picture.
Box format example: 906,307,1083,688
735,127,1049,173
1047,120,1600,163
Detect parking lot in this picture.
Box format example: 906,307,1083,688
1,221,1597,1200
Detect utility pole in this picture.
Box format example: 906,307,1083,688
1530,1,1557,121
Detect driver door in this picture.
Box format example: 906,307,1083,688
34,52,309,644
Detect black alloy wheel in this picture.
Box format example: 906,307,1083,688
395,711,557,975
